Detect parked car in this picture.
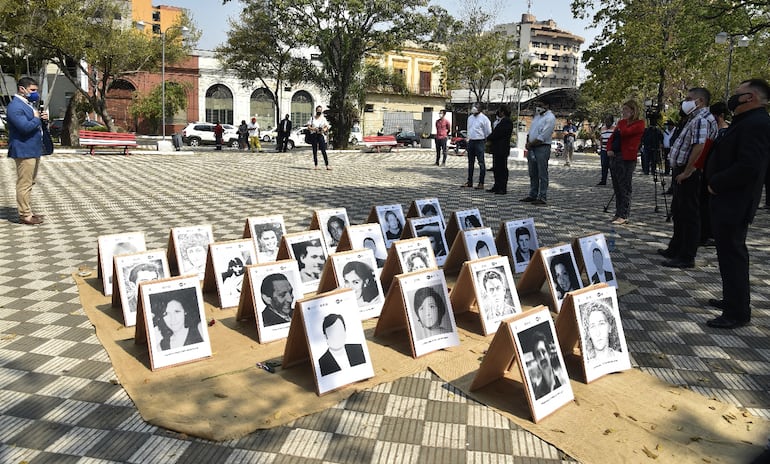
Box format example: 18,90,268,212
284,128,314,150
393,130,421,147
261,129,278,143
448,130,468,152
182,122,239,147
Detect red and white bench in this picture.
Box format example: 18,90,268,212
362,135,399,153
79,130,138,156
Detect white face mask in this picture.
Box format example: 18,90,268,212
535,107,545,115
681,100,697,115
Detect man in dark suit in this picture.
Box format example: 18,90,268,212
260,273,294,326
277,114,292,152
318,313,365,376
705,79,770,329
487,106,514,194
589,247,614,284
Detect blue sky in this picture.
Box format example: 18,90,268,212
160,0,598,51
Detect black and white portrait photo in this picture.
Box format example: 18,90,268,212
346,224,388,269
141,276,212,370
573,287,630,382
249,216,286,264
114,250,169,327
578,234,617,288
410,217,448,266
400,270,459,357
316,208,349,253
331,250,384,320
543,246,583,311
250,260,304,342
172,225,213,280
301,290,374,395
285,231,328,294
474,264,520,321
210,240,257,309
395,237,437,275
415,198,445,229
504,219,539,274
456,208,483,230
98,232,147,296
463,227,497,261
508,307,573,422
375,204,406,248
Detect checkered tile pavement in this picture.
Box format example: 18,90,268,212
1,147,768,463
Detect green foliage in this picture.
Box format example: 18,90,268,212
4,0,196,132
231,0,430,149
130,81,190,135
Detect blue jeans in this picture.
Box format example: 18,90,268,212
527,144,550,200
467,140,486,184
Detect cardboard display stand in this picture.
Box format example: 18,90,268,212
242,215,286,264
167,224,214,280
444,208,484,245
309,208,349,254
202,239,257,309
380,237,438,295
277,230,328,295
135,275,213,371
374,269,459,358
316,248,385,320
443,227,498,276
572,233,618,288
470,305,574,423
282,288,375,395
112,250,171,327
367,204,407,248
516,244,582,314
97,232,147,296
555,284,631,383
406,198,446,229
451,256,522,335
235,259,304,343
496,218,539,275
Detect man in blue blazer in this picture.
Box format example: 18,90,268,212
705,79,770,329
7,77,48,225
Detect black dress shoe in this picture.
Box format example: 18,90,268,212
708,298,727,310
661,258,694,269
519,196,536,202
700,238,716,247
706,316,749,329
657,249,674,259
596,181,607,186
495,191,506,195
486,188,498,193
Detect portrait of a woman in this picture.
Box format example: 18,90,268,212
150,288,204,351
342,261,381,307
411,286,452,341
580,299,622,363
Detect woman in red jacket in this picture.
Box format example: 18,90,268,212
607,100,645,225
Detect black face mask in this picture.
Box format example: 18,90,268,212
316,112,322,116
727,92,752,112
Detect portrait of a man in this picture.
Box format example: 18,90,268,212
521,327,564,400
260,273,295,326
292,239,326,283
317,313,366,376
514,226,533,264
477,268,516,319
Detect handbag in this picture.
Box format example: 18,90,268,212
304,131,315,145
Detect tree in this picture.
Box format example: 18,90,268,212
130,81,190,135
216,3,307,123
7,0,196,135
228,0,432,149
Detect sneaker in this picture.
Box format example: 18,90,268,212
519,196,536,202
532,199,547,206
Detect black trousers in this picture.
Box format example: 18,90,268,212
667,166,701,261
491,152,509,192
711,214,751,322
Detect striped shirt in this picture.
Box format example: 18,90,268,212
600,124,614,151
668,107,717,167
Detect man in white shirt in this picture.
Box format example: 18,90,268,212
462,104,492,190
522,101,556,206
247,117,262,152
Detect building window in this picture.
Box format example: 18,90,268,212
291,91,313,127
419,71,431,94
152,11,160,21
250,88,275,130
364,104,374,113
152,24,161,34
205,84,234,125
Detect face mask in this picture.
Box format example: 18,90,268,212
727,92,752,112
471,107,479,114
316,111,321,116
681,100,697,115
23,88,40,102
535,107,545,115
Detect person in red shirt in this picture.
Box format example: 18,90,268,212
213,121,224,151
435,110,451,166
607,100,645,225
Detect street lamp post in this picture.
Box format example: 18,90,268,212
715,32,750,102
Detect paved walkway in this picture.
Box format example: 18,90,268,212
1,148,768,463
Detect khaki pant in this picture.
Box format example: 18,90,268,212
249,136,261,151
15,157,40,217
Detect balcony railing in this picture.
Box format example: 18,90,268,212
366,83,449,97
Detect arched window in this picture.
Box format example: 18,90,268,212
291,91,314,128
205,84,233,124
250,88,275,130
